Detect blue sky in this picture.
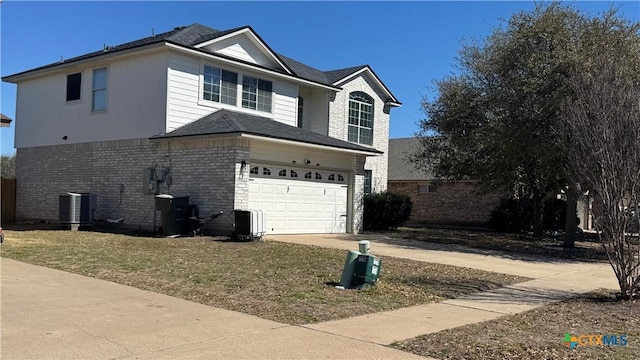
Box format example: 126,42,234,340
1,1,638,155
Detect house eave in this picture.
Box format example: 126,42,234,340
2,42,168,83
150,131,381,156
241,134,382,156
165,43,341,91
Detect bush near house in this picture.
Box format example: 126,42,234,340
364,192,412,231
489,197,577,233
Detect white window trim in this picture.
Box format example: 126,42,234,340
91,67,108,113
240,74,273,113
198,62,274,115
348,92,374,146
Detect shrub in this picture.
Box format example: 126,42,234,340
489,197,578,233
488,198,533,233
543,198,567,231
363,192,412,231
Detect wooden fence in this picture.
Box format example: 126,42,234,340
1,178,16,225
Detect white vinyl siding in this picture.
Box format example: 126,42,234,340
200,34,281,69
274,82,297,127
167,53,212,131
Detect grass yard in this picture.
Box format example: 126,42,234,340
0,229,528,325
393,289,640,360
389,227,609,261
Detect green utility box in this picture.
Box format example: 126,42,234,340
352,254,382,289
155,195,190,235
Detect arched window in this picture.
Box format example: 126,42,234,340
348,92,374,145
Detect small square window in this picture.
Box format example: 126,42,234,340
418,183,437,194
66,73,81,101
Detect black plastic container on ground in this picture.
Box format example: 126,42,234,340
155,195,189,236
187,206,224,237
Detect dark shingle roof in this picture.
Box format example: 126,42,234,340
3,23,398,102
276,54,331,85
4,24,227,79
388,137,433,181
324,65,368,84
151,109,382,154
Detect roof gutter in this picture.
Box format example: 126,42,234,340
3,42,168,83
150,131,381,156
240,134,382,156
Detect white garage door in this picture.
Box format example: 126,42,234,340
248,164,348,234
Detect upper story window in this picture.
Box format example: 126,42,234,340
66,73,81,102
348,92,374,146
297,96,304,128
92,68,107,112
242,75,272,112
203,65,238,105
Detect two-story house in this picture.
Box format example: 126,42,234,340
2,24,400,234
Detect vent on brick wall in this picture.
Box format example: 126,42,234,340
59,193,97,224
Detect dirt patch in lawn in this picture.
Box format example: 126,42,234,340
393,289,640,360
0,230,529,325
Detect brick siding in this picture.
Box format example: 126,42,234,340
16,138,249,234
388,180,502,227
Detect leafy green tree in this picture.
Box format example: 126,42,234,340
0,154,15,179
412,3,588,241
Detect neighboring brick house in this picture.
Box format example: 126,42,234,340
2,24,400,234
388,137,501,227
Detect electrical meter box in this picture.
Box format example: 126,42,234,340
352,254,382,288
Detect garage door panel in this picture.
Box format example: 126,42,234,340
249,164,348,234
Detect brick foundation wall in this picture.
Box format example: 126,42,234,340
16,138,248,234
388,180,502,227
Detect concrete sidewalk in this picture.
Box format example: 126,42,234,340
1,259,428,360
271,234,619,345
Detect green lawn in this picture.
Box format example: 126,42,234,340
0,229,528,325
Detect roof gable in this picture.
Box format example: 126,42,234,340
194,27,292,75
327,66,401,106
